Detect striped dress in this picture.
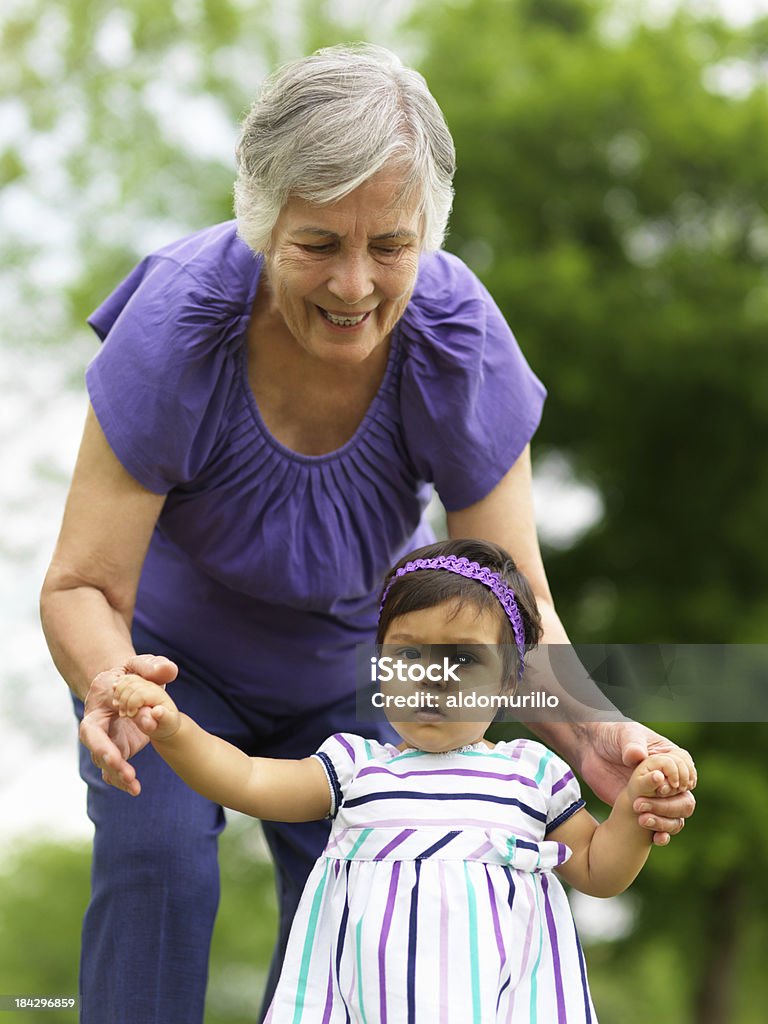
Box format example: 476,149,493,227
265,734,598,1024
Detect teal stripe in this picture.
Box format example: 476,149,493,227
364,739,374,759
346,828,373,859
529,879,545,1023
389,749,429,762
292,861,331,1024
463,862,482,1024
534,749,554,785
355,916,370,1024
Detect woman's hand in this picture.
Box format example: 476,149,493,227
80,654,178,796
578,721,697,845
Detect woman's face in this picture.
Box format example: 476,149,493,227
262,167,423,366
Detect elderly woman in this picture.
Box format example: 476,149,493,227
41,44,694,1024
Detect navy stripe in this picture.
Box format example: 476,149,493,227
314,751,343,818
497,974,511,1012
515,838,544,852
545,798,586,835
343,790,547,822
503,865,516,913
406,860,421,1024
335,861,351,1024
415,830,461,860
573,911,593,1023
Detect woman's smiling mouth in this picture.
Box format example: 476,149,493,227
318,307,373,328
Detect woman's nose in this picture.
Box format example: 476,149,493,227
327,254,375,306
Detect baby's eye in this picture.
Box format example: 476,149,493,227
455,651,478,666
396,647,422,660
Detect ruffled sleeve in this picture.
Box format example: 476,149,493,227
541,749,586,835
312,733,366,819
85,227,255,494
399,250,546,511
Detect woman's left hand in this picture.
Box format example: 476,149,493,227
578,720,696,845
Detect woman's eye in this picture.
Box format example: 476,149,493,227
300,244,334,254
373,246,402,258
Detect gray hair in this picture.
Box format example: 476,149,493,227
234,43,455,253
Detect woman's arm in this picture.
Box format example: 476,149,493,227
113,676,332,821
445,445,696,841
40,404,177,794
552,753,692,897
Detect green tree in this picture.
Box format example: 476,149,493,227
415,0,768,644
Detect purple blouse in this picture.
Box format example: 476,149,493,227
86,222,545,713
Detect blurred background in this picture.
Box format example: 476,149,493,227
2,0,767,1020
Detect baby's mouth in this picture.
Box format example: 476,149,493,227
414,702,446,720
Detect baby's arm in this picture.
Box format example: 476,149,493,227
112,676,331,821
551,753,692,898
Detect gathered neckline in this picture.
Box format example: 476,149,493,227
397,741,492,757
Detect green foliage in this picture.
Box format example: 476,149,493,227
413,0,768,644
0,825,278,1024
0,841,88,1021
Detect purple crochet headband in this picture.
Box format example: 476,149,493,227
379,555,527,681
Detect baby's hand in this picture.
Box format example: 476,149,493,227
112,675,180,741
627,753,693,804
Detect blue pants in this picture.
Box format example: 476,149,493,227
75,627,396,1023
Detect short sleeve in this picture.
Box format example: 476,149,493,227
312,733,366,819
542,750,585,835
85,231,253,494
399,251,546,512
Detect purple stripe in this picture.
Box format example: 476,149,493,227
358,765,538,787
321,960,334,1024
485,865,506,968
468,840,494,859
334,733,356,761
541,874,567,1024
374,829,416,860
378,862,401,1024
511,875,537,1022
550,769,575,796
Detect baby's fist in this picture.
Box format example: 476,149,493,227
629,753,693,802
112,676,180,739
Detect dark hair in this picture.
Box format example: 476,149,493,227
376,538,542,687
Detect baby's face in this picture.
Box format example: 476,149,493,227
380,599,509,753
